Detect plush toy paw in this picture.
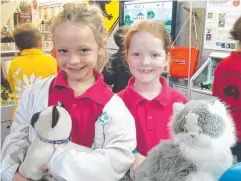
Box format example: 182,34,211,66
19,164,43,181
218,163,241,181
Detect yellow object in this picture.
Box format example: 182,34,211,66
104,1,119,36
84,0,120,36
8,48,57,102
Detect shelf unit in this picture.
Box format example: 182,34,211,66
190,51,230,100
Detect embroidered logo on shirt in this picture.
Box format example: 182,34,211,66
222,71,241,112
98,112,109,123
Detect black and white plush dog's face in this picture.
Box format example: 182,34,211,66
31,105,72,141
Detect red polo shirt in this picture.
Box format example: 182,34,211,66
119,77,187,156
213,51,241,142
48,71,113,147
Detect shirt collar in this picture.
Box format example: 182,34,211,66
53,70,68,88
127,76,172,107
53,70,113,105
21,48,43,56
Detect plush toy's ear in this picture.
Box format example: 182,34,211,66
58,101,65,109
173,102,185,113
31,112,41,128
52,106,59,128
210,99,226,116
213,99,224,109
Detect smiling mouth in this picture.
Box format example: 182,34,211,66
138,69,153,73
67,66,85,71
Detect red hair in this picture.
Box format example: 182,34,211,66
124,20,171,60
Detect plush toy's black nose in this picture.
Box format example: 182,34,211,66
52,106,59,128
190,134,195,138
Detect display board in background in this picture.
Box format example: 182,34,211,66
120,0,177,41
204,0,241,51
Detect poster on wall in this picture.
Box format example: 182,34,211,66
86,0,119,36
123,0,174,36
204,0,241,51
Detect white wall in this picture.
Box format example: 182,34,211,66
1,1,20,26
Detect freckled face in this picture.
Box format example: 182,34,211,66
127,32,168,84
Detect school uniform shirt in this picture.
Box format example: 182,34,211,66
1,73,136,181
213,51,241,142
119,77,188,156
48,70,113,147
8,48,57,101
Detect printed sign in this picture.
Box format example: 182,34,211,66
204,0,241,51
123,0,174,36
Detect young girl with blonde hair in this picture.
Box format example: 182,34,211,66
1,3,136,181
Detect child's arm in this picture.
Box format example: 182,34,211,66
48,95,137,181
130,152,146,180
1,88,32,181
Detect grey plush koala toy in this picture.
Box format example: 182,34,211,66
128,99,236,181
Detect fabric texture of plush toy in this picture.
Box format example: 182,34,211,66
19,103,92,181
130,100,236,181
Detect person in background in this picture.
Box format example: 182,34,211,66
1,3,136,181
102,26,132,93
118,20,188,180
8,23,57,101
213,16,241,162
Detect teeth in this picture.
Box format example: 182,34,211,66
139,70,152,73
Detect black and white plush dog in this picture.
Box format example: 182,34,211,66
19,104,92,180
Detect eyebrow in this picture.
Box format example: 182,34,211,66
55,45,92,49
150,50,163,53
130,49,163,52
